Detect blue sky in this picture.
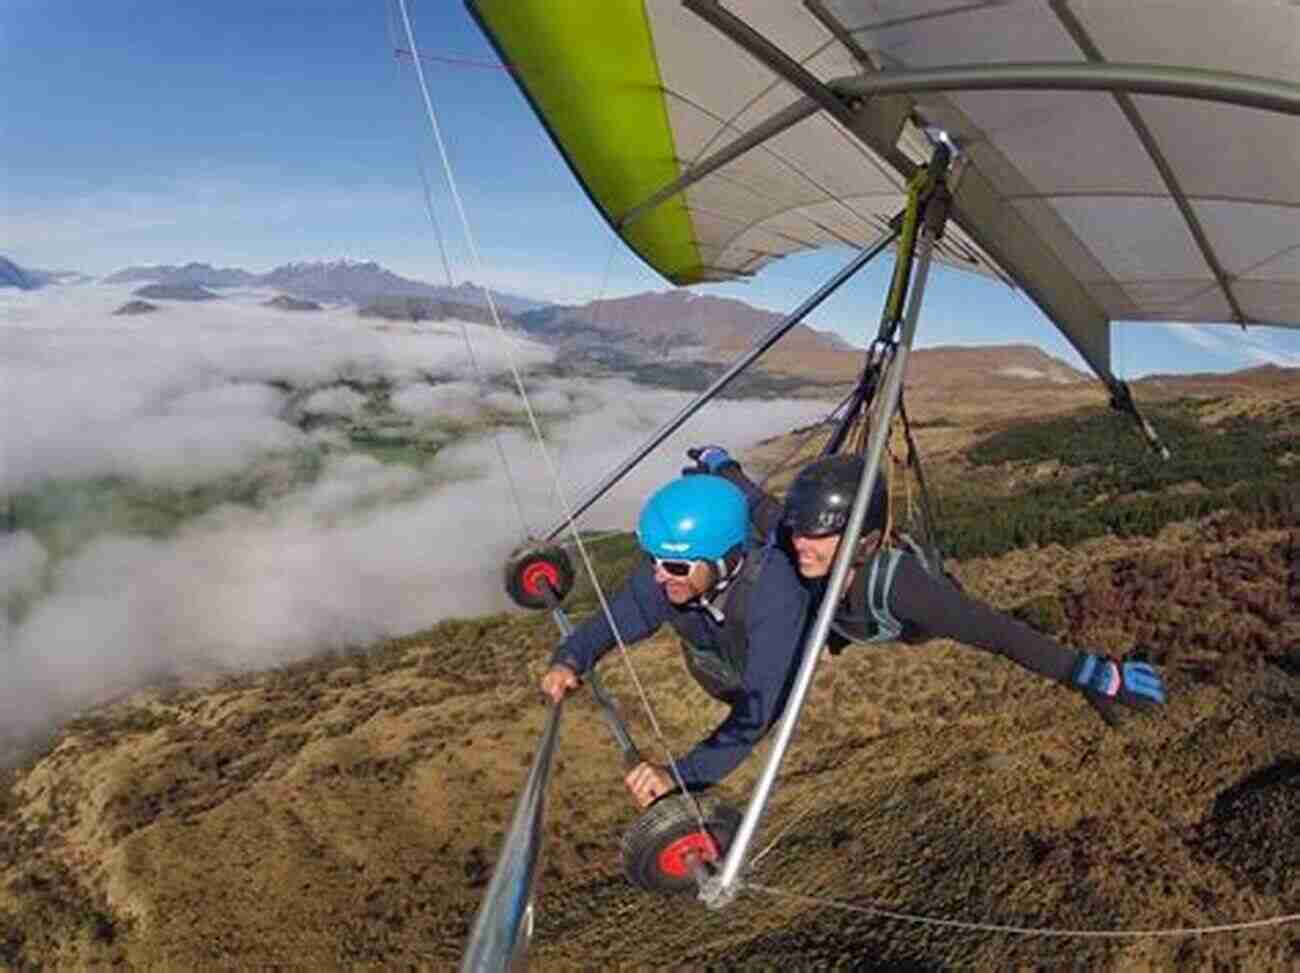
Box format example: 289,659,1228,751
5,0,1300,377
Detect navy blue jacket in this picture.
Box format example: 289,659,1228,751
551,544,810,789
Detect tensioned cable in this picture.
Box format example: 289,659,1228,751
558,529,632,550
394,49,509,72
387,13,531,537
394,0,705,823
745,883,1300,940
754,385,859,494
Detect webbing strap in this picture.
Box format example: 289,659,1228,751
829,546,906,646
866,547,905,641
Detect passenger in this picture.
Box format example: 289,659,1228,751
684,446,1168,720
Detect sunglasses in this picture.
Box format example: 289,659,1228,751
652,557,698,578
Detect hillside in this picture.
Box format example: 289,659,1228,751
0,372,1296,969
518,290,853,372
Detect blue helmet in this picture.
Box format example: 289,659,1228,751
637,476,749,561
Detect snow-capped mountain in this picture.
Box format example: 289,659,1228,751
100,258,545,312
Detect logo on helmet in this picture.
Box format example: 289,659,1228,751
815,511,843,530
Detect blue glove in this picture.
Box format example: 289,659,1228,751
1072,653,1166,717
683,445,737,476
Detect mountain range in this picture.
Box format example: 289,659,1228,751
100,260,546,313
6,254,1287,392
519,290,854,359
0,256,91,289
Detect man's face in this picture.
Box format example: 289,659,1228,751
652,558,717,604
789,532,841,579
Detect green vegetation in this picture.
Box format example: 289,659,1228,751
537,353,845,400
357,297,492,325
6,448,329,560
933,402,1300,559
621,361,844,399
562,533,643,616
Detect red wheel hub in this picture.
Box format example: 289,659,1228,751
520,560,560,598
656,831,720,878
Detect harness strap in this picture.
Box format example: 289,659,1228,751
866,547,905,640
829,543,917,646
667,545,768,702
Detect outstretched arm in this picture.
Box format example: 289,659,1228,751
888,554,1079,683
684,445,784,538
887,554,1166,714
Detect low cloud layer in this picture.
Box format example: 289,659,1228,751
1,286,830,741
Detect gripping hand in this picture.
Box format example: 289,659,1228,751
683,445,736,476
539,663,581,705
1072,654,1166,724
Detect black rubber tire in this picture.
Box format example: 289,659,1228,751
503,544,575,610
621,793,742,895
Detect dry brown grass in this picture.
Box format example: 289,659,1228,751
1,373,1297,970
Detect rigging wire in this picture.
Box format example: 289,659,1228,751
557,528,633,550
393,48,509,72
388,38,532,538
392,0,705,827
744,883,1300,940
752,386,859,494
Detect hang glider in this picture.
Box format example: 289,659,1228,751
468,0,1300,386
453,1,1299,966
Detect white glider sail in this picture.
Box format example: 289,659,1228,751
468,0,1300,382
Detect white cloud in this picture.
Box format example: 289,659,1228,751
1145,323,1300,371
0,285,834,741
0,532,48,602
1236,334,1300,368
301,386,366,419
0,285,553,495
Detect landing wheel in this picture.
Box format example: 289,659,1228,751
504,544,575,610
621,794,742,894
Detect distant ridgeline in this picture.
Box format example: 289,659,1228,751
0,256,35,289
132,283,221,301
357,297,498,326
112,300,160,316
263,296,322,312
935,399,1300,560
0,256,87,289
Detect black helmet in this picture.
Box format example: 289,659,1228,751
782,454,886,538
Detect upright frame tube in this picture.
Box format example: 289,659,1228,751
460,701,563,971
541,227,898,541
705,212,945,908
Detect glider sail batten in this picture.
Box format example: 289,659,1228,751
471,0,705,283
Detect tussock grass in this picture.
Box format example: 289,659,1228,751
1,384,1296,968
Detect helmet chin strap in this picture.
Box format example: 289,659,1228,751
692,548,745,623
